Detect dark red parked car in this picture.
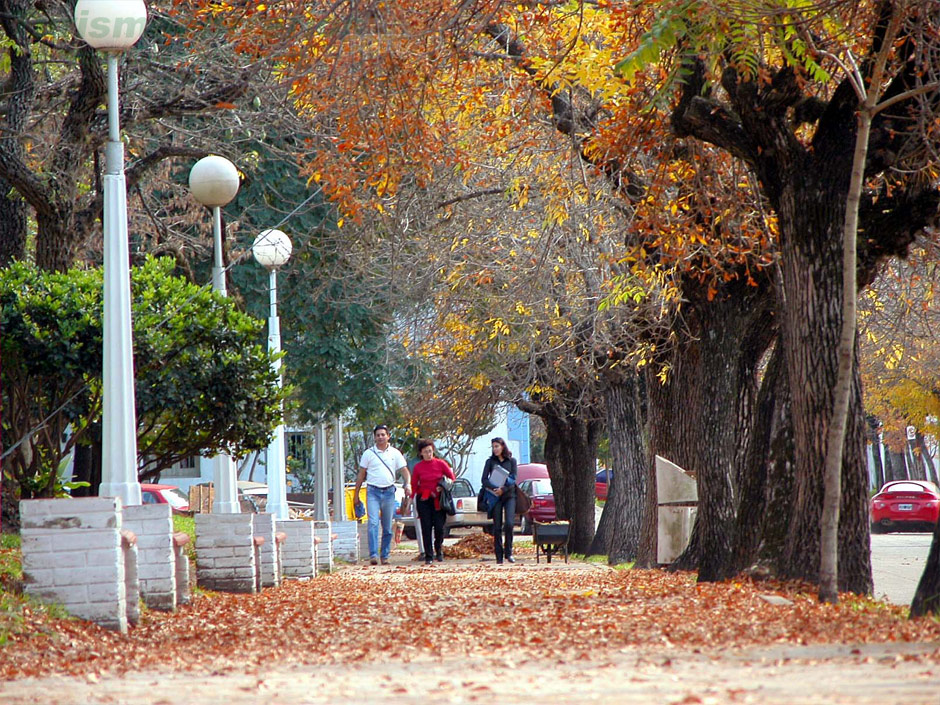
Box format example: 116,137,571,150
518,478,555,534
870,480,940,533
595,469,612,501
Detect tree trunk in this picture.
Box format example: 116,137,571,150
729,342,783,574
541,411,600,554
648,285,770,581
868,421,886,490
35,209,80,273
778,181,873,595
910,511,940,617
0,0,34,265
0,187,27,265
590,373,647,562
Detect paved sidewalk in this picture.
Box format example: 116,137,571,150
871,532,933,605
3,642,938,704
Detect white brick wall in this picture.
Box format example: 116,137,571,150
331,521,360,563
123,504,177,611
194,514,256,593
313,520,333,573
123,539,140,626
278,520,317,578
20,497,130,633
252,514,279,588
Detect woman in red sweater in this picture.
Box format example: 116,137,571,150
411,438,456,565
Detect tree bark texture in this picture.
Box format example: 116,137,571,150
0,0,35,265
541,411,600,554
910,510,940,617
591,373,647,563
667,54,925,594
648,285,771,581
729,341,783,574
776,182,873,594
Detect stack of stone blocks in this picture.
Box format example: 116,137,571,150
331,520,360,563
19,497,139,633
194,513,258,593
277,519,318,578
251,513,280,588
123,503,189,610
312,520,334,572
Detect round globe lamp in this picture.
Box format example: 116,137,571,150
74,0,148,51
189,156,241,208
252,229,293,269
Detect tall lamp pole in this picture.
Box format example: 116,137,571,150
74,0,148,507
188,155,241,513
252,229,292,520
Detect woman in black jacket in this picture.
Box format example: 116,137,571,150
481,437,518,563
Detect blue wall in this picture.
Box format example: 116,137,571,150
506,406,530,464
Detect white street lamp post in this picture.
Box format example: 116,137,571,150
74,0,148,507
188,155,241,513
252,229,292,520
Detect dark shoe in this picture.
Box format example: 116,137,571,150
425,559,433,565
496,558,504,564
435,552,443,562
369,557,378,565
380,558,389,565
507,556,516,563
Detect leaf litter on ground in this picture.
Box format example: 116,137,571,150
2,557,940,681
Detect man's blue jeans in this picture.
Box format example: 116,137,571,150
367,484,396,560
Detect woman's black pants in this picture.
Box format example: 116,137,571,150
416,497,446,559
492,494,516,561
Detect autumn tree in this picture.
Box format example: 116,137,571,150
189,0,792,566
617,0,940,594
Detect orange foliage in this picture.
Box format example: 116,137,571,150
2,562,939,680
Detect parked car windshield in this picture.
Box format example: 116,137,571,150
528,479,553,495
882,482,936,494
163,488,190,509
452,479,474,498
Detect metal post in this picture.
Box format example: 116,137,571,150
315,424,329,520
208,205,239,513
99,53,141,507
332,417,346,521
265,269,289,520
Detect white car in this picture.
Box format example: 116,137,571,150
403,478,488,538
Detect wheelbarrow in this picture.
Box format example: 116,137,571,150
533,521,569,563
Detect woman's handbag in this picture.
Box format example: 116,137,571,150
514,485,532,515
477,486,494,513
438,477,456,516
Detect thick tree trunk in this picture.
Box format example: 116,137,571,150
541,412,600,554
778,183,873,594
729,342,783,574
910,512,940,617
649,286,770,581
590,373,647,562
0,0,34,265
0,187,27,265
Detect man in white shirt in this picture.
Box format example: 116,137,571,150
354,425,411,565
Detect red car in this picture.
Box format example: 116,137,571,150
141,483,191,514
595,469,612,501
870,480,940,533
518,478,555,534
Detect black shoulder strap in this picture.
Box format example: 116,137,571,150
371,448,397,484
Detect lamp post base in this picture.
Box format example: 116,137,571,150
99,481,142,507
211,454,241,514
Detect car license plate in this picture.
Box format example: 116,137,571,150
898,503,913,511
